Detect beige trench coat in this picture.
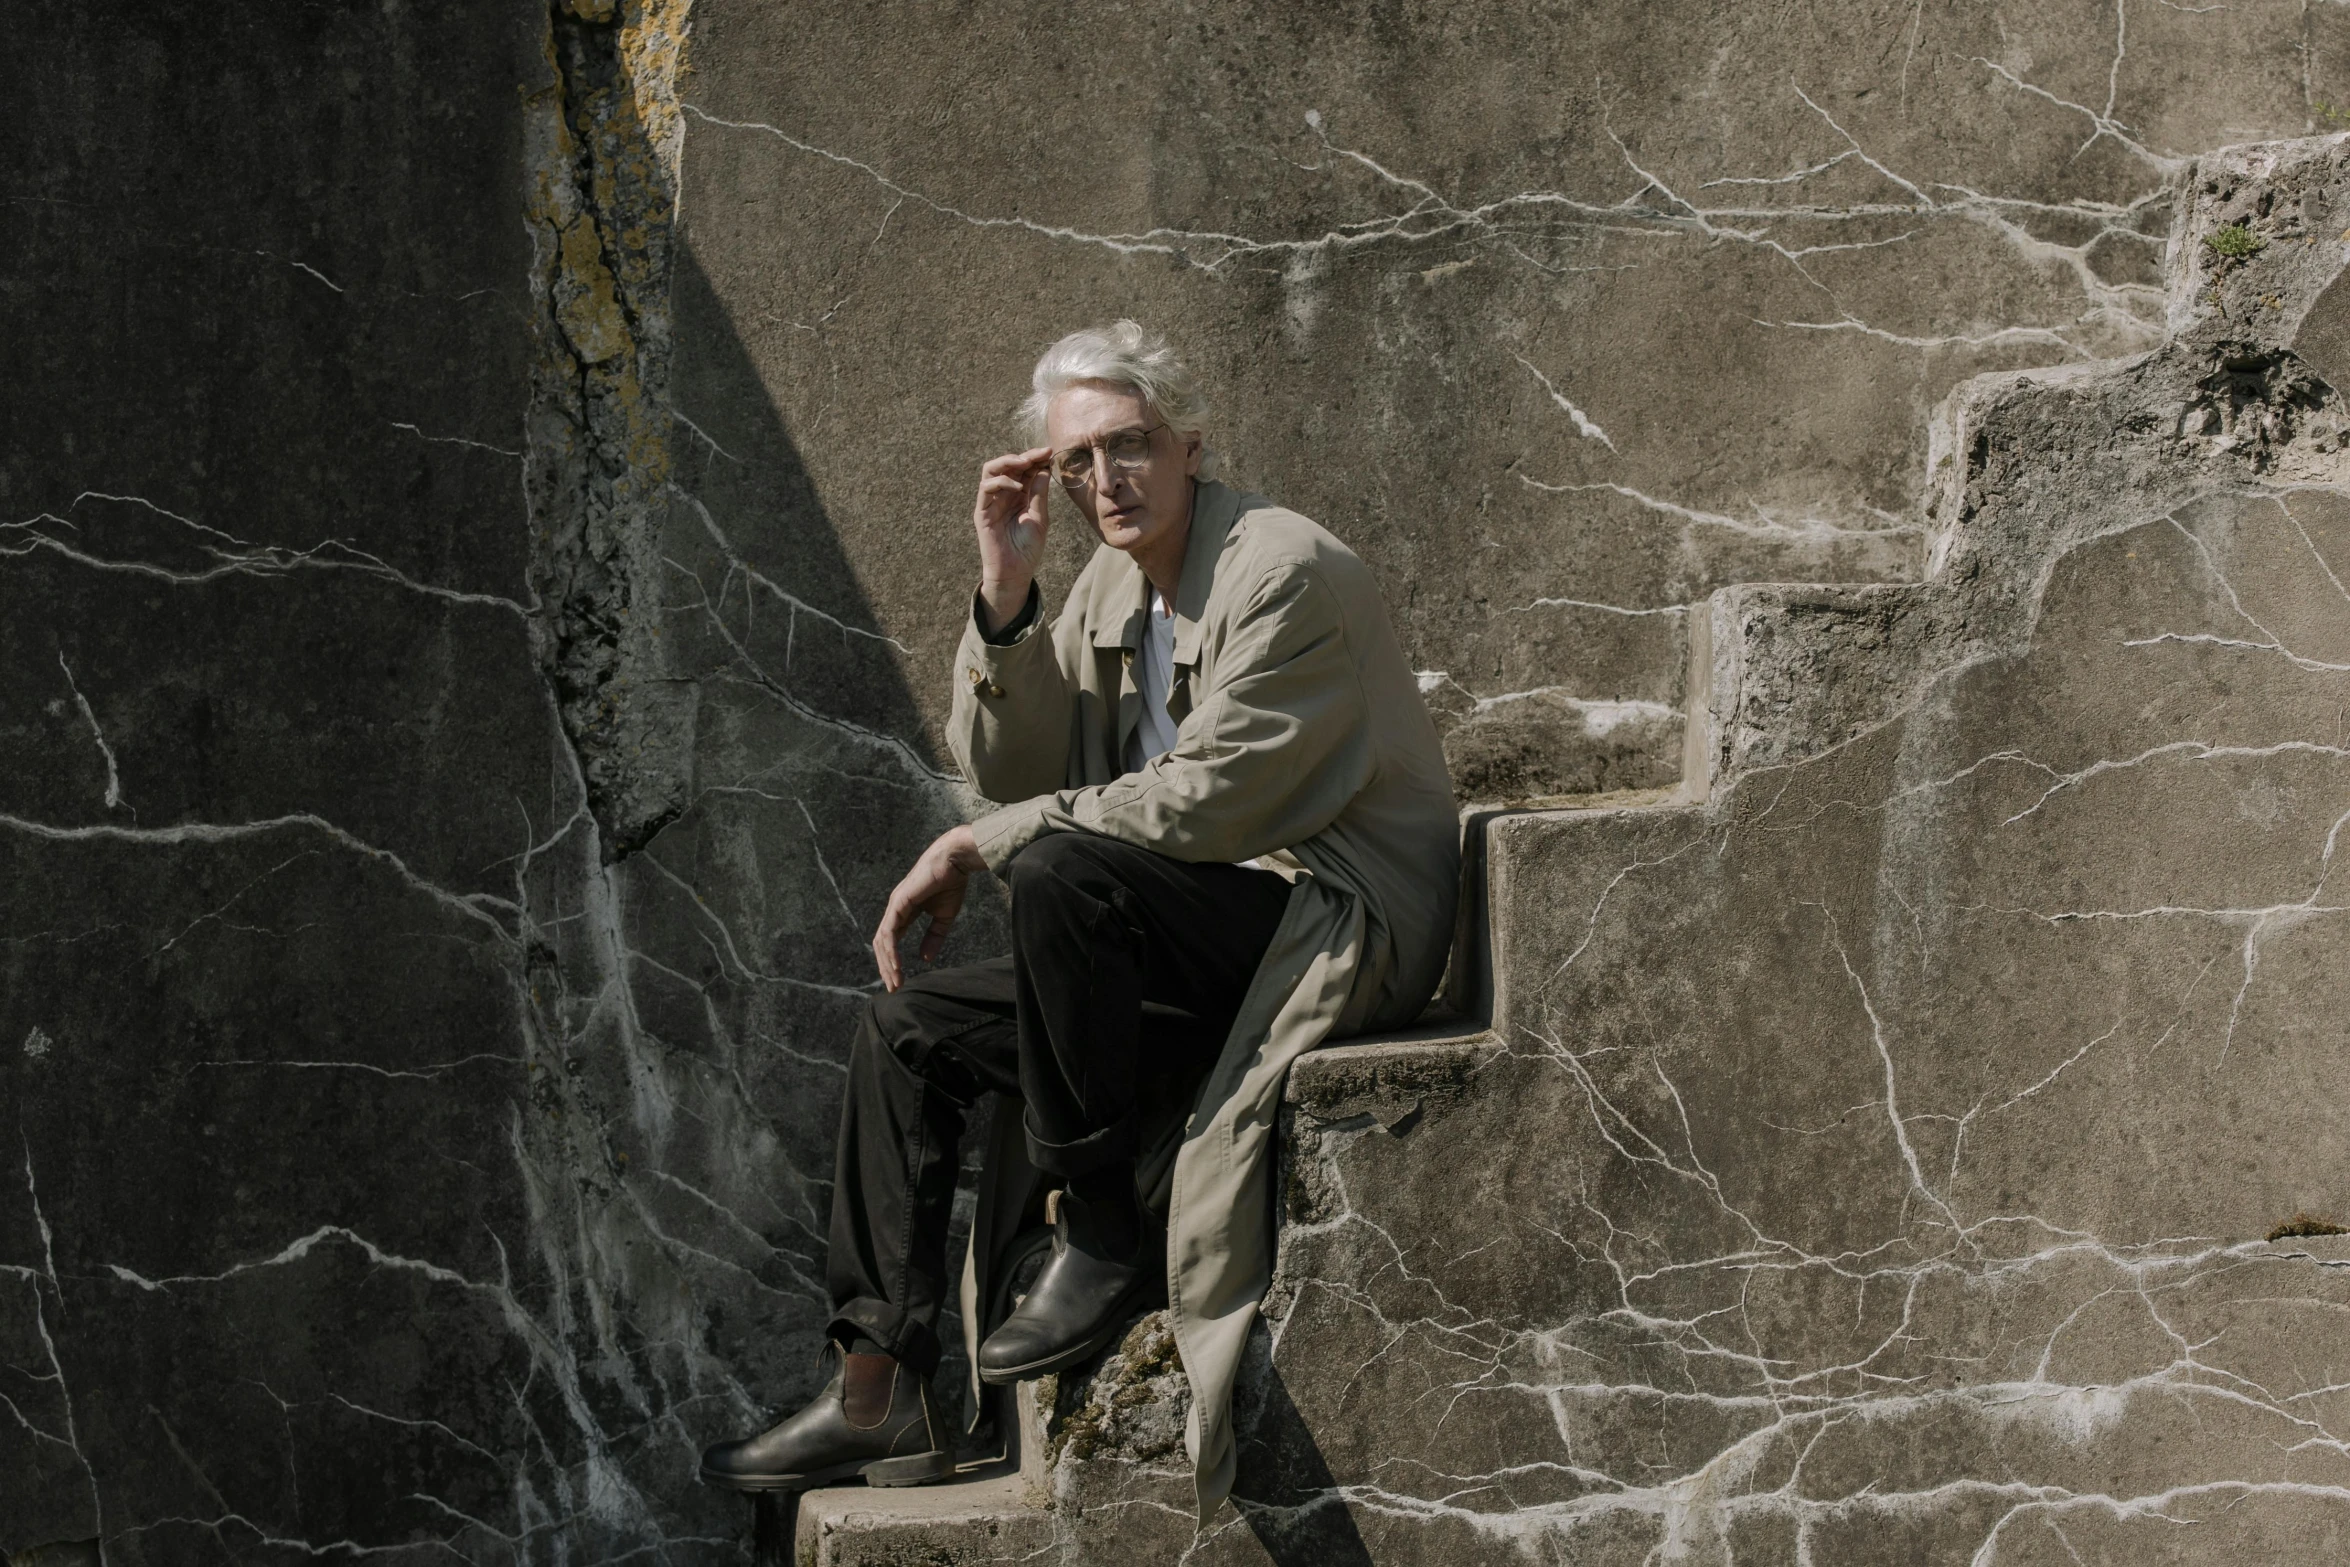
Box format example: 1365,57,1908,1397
945,479,1459,1523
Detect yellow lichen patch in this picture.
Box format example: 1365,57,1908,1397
620,0,695,193
602,364,673,483
523,0,693,850
555,218,630,364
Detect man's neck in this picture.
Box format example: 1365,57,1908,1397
1130,479,1195,603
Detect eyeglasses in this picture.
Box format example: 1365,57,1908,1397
1050,422,1165,489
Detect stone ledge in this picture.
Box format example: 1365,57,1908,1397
1285,1027,1501,1131
793,1471,1053,1567
793,1380,1053,1565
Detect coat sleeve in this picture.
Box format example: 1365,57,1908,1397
945,585,1076,805
969,561,1370,872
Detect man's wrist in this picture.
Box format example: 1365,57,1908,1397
976,578,1038,642
944,823,987,872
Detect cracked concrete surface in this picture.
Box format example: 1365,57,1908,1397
9,2,2350,1564
973,139,2350,1564
677,0,2350,802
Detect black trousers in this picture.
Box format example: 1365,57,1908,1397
825,832,1294,1377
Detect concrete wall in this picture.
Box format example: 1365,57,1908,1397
0,4,775,1561
675,0,2346,800
1239,139,2350,1564
997,137,2350,1566
6,1,2350,1562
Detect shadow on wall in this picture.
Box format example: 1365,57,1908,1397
1234,1358,1377,1567
614,237,1012,1462
0,51,985,1567
664,238,939,758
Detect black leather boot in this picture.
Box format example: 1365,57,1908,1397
977,1189,1161,1384
699,1344,955,1492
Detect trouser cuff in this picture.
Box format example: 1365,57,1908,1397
826,1300,942,1380
1023,1108,1136,1177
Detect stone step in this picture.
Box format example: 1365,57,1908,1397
794,1471,1050,1566
793,1381,1052,1565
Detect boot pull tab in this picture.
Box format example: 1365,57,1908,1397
840,1352,897,1430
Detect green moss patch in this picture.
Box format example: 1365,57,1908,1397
2206,222,2266,261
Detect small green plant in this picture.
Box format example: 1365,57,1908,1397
2267,1212,2348,1242
2206,222,2266,261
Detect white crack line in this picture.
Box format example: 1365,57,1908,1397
629,843,874,999
1971,13,2174,174
3,493,532,616
2002,738,2350,824
151,849,320,956
1277,1054,2350,1554
672,484,910,654
250,249,347,294
1976,800,2350,1061
1413,671,1680,738
326,1393,501,1465
1517,474,1917,543
0,812,519,944
1513,353,1616,450
1508,596,1689,618
386,419,523,458
1811,903,1964,1234
2282,493,2350,605
661,558,949,785
104,1224,484,1295
54,651,126,812
1760,315,2092,355
2121,508,2350,672
688,85,2178,368
795,796,862,932
15,1137,102,1536
671,409,743,463
193,1054,516,1082
1547,829,1708,980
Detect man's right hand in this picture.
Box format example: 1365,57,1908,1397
974,446,1053,634
871,824,987,992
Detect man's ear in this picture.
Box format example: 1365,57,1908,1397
1182,431,1203,477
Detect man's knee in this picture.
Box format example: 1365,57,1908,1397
1006,831,1129,909
851,984,992,1106
1007,829,1092,884
851,987,926,1077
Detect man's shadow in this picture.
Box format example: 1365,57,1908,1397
1229,1341,1376,1567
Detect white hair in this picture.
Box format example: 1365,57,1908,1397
1017,320,1219,480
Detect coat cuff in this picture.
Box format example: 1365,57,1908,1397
970,796,1054,875
956,586,1052,702
974,582,1040,646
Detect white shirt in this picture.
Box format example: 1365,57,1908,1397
1121,590,1269,872
1122,588,1181,773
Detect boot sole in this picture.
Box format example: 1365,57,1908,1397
976,1274,1158,1386
699,1448,956,1493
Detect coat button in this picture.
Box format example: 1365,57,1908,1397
987,682,1005,698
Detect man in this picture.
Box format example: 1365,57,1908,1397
700,321,1458,1520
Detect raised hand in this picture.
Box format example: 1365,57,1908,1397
871,824,989,991
973,446,1053,633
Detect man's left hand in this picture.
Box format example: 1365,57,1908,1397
872,824,989,991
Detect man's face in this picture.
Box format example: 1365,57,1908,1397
1044,382,1202,560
